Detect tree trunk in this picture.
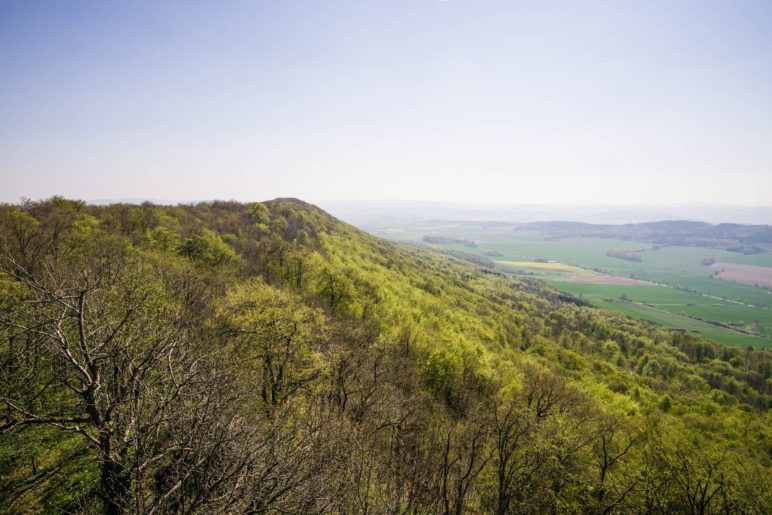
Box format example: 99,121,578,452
100,457,129,515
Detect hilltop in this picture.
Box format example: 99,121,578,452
0,198,770,513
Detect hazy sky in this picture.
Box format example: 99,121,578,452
2,0,771,205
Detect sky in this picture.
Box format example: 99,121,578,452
1,0,771,206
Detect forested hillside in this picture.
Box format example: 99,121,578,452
1,198,770,513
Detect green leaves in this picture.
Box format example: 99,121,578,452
177,228,238,267
423,349,463,405
219,278,327,409
1,197,770,513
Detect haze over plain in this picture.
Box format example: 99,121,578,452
2,0,771,207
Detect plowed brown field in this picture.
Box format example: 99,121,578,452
711,262,772,289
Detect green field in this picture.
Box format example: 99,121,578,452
378,221,772,348
494,260,591,277
548,281,772,347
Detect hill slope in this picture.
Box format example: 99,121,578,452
0,198,769,513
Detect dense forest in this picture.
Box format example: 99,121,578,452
1,198,770,513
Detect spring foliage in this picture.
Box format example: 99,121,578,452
0,198,769,513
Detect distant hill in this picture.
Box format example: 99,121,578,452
319,200,772,226
523,220,772,253
0,197,769,512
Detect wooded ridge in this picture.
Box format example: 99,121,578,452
0,197,769,513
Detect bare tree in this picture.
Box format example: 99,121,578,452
590,417,639,514
0,207,261,512
493,400,531,515
437,418,491,515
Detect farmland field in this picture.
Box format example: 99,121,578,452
711,262,772,289
493,260,590,278
373,221,772,348
548,281,772,346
